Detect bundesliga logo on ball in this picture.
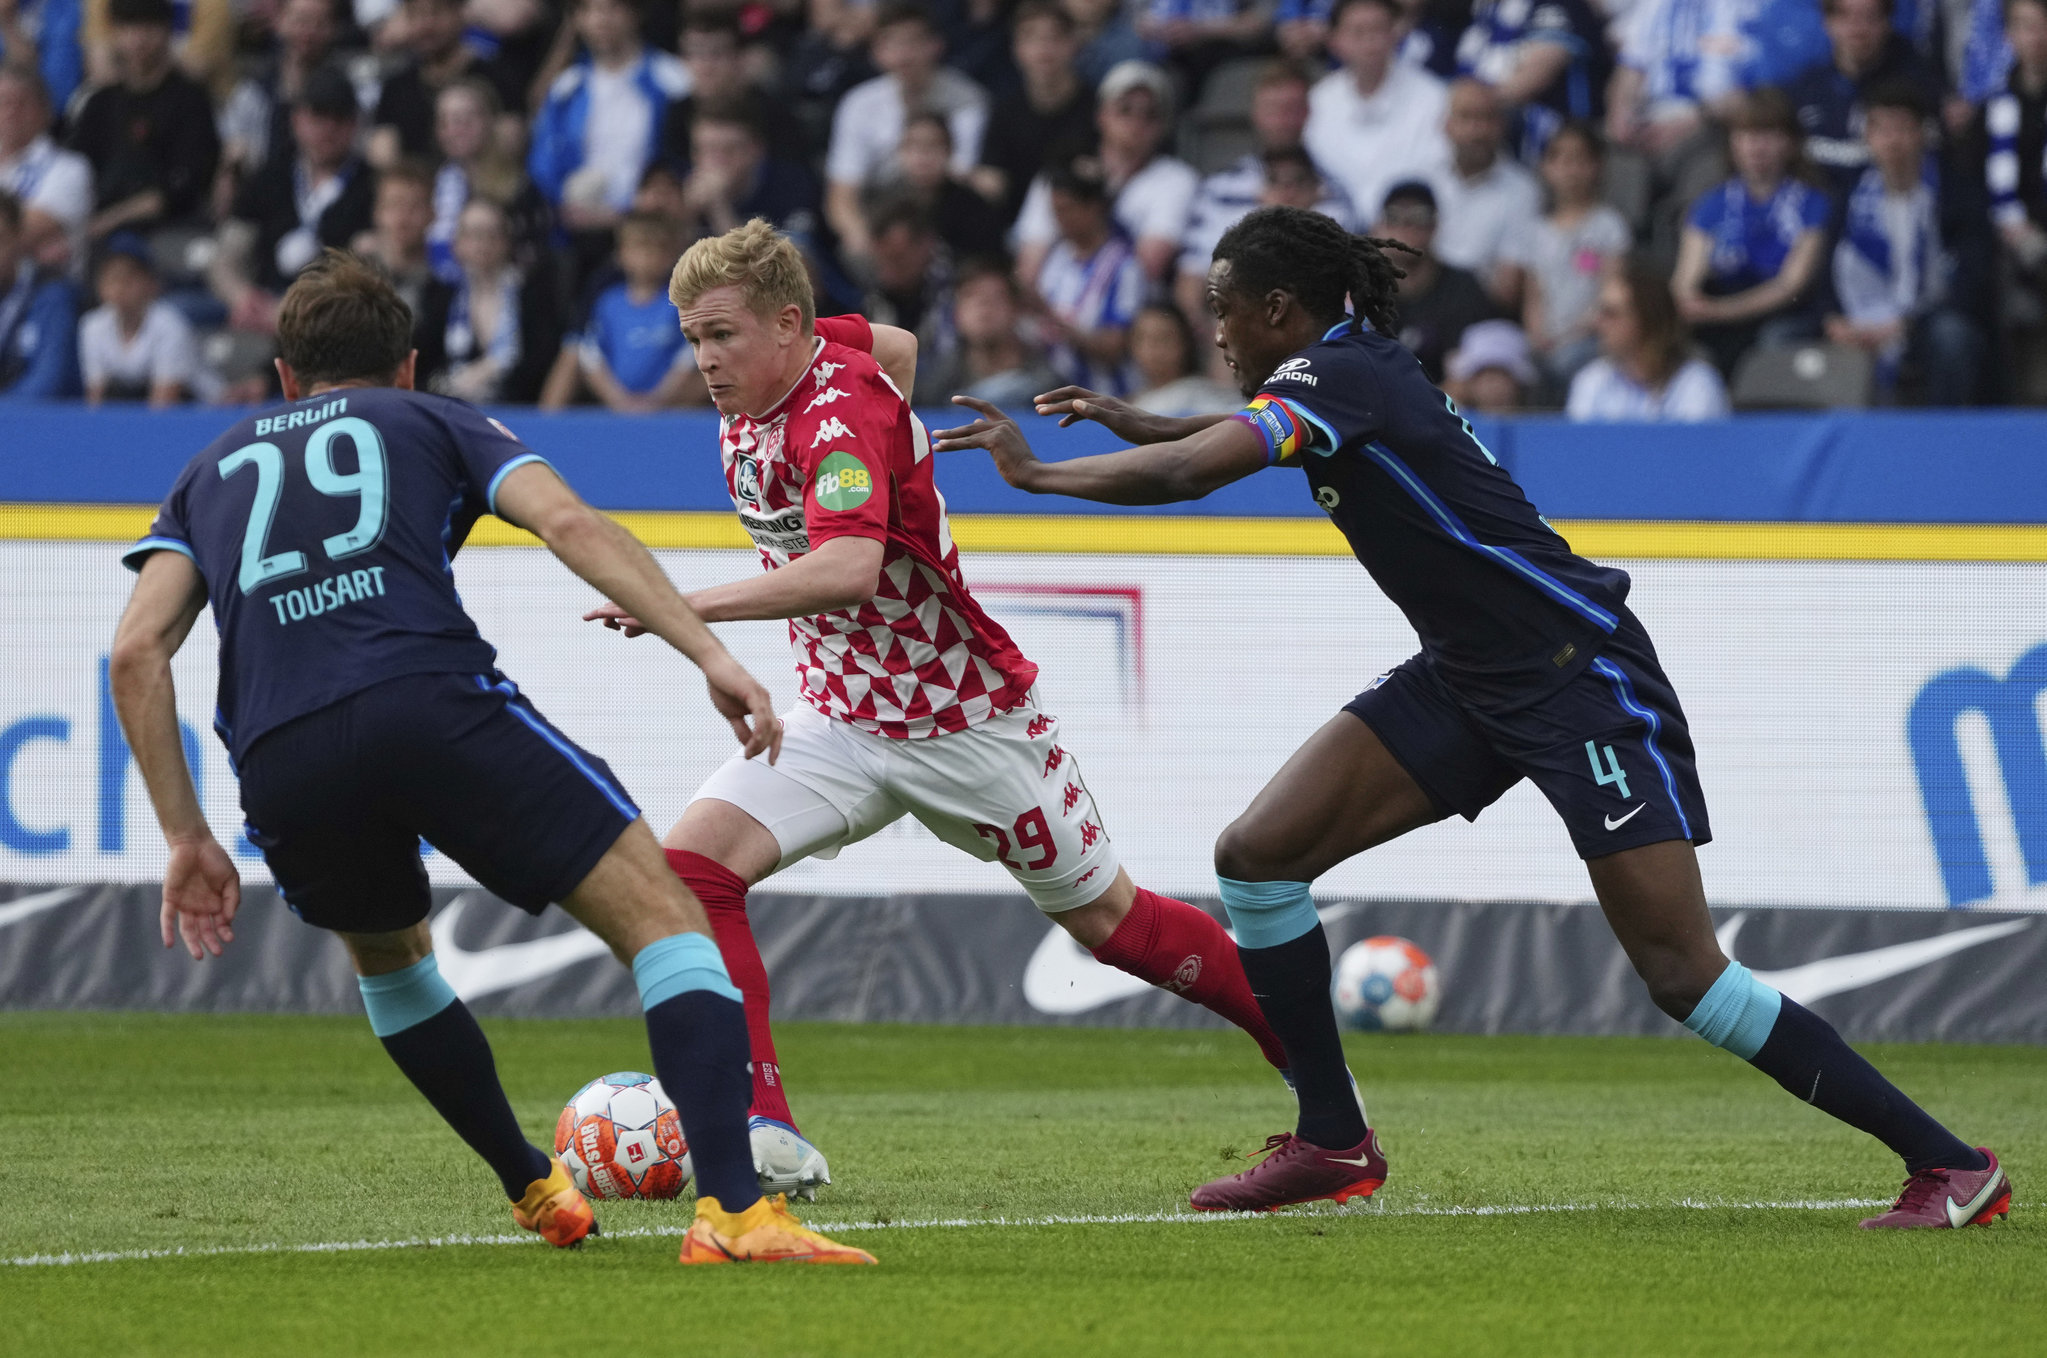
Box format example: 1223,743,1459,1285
554,1073,692,1199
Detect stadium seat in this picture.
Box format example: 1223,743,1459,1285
1730,342,1874,411
1179,57,1266,175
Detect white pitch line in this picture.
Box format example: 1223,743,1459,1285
3,1197,1929,1270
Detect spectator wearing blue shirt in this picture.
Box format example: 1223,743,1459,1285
1138,0,1275,99
528,0,691,240
1065,0,1161,90
0,0,85,113
1454,0,1610,161
1031,157,1146,394
1672,89,1833,374
539,210,704,411
1824,81,1990,404
0,188,80,399
1785,0,1945,199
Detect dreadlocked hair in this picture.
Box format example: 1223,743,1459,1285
1211,205,1416,336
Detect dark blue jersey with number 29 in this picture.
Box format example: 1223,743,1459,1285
123,387,548,762
1231,323,1632,710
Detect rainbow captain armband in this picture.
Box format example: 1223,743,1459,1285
1233,396,1311,465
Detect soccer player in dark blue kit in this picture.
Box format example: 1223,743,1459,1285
109,251,875,1264
934,207,2011,1230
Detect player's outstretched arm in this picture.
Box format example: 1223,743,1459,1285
932,395,1269,506
494,462,783,762
1031,385,1231,445
110,551,242,960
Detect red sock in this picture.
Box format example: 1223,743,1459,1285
664,848,796,1130
1091,887,1288,1070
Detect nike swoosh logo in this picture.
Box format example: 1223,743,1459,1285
1327,1154,1381,1168
1022,903,1360,1015
1716,912,2031,1006
429,893,612,1001
1604,805,1646,830
0,887,83,930
1945,1168,2004,1228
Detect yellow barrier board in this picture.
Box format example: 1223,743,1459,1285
6,503,2047,561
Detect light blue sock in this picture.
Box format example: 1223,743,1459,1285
357,954,459,1038
1682,959,1783,1060
1216,877,1320,950
631,932,741,1008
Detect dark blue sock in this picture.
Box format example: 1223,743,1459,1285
1237,925,1367,1150
643,991,761,1211
1748,998,1986,1174
379,1001,552,1200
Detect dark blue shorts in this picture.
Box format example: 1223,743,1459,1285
1343,617,1711,859
238,671,640,934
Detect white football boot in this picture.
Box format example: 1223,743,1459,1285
749,1116,833,1200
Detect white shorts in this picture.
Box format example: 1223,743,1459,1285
690,694,1122,912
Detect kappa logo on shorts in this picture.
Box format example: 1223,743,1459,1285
1063,782,1082,813
1026,715,1055,738
813,451,873,510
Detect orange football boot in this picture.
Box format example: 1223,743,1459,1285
512,1157,598,1248
678,1193,877,1265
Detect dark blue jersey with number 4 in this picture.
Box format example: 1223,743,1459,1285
1231,323,1632,710
123,387,548,762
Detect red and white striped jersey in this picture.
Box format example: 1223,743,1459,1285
717,317,1038,738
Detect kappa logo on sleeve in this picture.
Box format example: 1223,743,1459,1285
812,416,856,446
814,360,845,387
813,451,873,510
807,387,850,412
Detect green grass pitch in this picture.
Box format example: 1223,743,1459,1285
4,1013,2041,1356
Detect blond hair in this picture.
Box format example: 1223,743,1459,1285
668,218,815,330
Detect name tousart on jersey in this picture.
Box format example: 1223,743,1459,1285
716,327,1037,739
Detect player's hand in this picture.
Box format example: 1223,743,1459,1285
583,601,649,638
932,397,1043,488
161,836,241,960
1030,386,1174,444
701,653,783,764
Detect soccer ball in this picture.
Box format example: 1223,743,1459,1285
1331,936,1440,1032
554,1072,692,1199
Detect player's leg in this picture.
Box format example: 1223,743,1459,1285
337,922,558,1210
663,796,798,1128
236,682,575,1238
662,704,906,1192
1587,840,2005,1226
1536,636,2004,1227
401,673,872,1259
1211,663,1507,1150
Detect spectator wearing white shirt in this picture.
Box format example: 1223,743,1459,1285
1303,0,1451,222
1031,157,1147,394
1505,119,1633,387
0,62,91,276
1432,78,1542,307
1174,60,1354,326
1568,255,1730,420
1013,60,1198,284
79,232,197,406
825,2,990,261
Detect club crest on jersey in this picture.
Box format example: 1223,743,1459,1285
812,416,855,446
813,451,872,510
807,387,850,412
734,452,763,505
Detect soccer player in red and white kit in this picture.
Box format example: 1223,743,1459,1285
586,220,1289,1195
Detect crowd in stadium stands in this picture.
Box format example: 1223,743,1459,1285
5,0,2047,418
